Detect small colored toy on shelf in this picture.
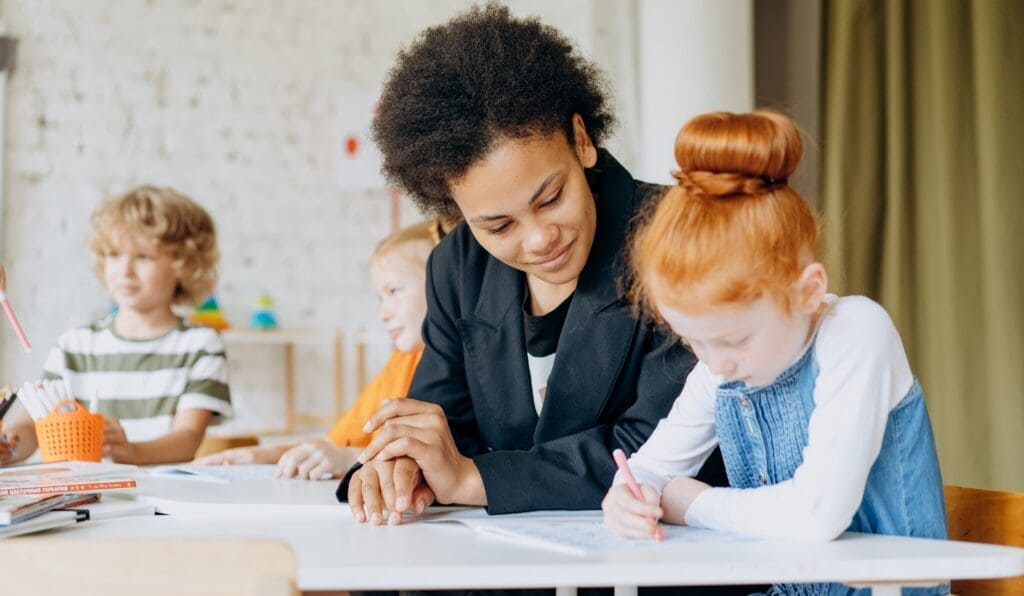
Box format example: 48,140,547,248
249,293,278,330
190,295,230,330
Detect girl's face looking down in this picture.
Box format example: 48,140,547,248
370,256,428,353
654,264,828,387
657,296,811,387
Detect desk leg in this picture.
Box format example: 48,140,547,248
555,587,577,596
613,586,638,596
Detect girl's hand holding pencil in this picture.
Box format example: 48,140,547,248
602,449,665,541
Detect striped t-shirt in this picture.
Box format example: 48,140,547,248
43,315,232,442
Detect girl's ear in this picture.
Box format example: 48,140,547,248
795,262,828,315
571,113,598,168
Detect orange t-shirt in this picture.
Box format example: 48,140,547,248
326,348,423,447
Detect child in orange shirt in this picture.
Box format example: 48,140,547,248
195,219,448,479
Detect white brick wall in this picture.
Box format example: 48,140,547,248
0,0,637,431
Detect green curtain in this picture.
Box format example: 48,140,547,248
821,0,1024,491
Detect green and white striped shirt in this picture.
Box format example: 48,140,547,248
43,315,232,442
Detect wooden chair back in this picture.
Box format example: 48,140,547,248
195,434,260,458
946,484,1024,595
0,538,298,595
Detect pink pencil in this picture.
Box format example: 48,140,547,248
612,448,663,541
0,266,31,353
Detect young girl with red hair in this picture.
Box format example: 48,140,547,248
602,111,947,595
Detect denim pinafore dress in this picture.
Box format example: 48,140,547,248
715,343,948,596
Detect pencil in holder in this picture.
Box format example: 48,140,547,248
34,399,104,463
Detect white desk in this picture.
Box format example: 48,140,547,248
41,477,1024,595
131,475,339,514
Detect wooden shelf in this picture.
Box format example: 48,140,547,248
220,328,344,432
221,328,340,345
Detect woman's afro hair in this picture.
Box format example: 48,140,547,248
371,3,615,216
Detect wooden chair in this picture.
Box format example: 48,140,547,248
0,538,298,595
945,485,1024,595
194,434,260,458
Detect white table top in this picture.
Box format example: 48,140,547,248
39,476,1024,592
131,475,339,514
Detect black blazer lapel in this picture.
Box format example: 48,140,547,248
457,257,539,450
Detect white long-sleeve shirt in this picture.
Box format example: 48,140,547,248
616,295,914,541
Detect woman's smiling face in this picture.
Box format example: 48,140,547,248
450,117,598,291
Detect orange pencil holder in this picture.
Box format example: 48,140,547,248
35,399,103,463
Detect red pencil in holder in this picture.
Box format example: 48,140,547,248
35,400,104,463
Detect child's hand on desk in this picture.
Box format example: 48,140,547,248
194,445,280,466
602,483,664,539
102,417,137,463
274,439,355,480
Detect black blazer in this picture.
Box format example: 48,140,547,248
338,150,726,513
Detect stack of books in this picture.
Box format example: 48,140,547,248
0,461,144,538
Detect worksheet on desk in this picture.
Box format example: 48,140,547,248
149,464,278,483
420,509,761,556
149,464,335,483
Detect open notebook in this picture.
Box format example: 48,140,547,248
420,509,761,556
150,464,279,483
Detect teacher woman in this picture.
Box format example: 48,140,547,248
342,4,728,523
